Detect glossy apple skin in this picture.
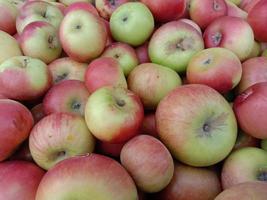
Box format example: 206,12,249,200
248,0,267,42
156,84,237,167
0,56,52,101
85,57,127,94
140,0,186,23
101,42,139,76
233,130,260,151
60,10,107,62
85,86,144,143
96,141,125,158
35,154,138,200
234,82,267,139
0,161,45,200
48,57,88,84
0,30,22,64
140,113,158,138
0,0,18,35
189,0,227,29
64,1,98,16
204,16,254,61
236,57,267,94
0,99,34,161
215,181,267,200
157,163,221,200
29,113,95,170
149,21,204,73
221,147,267,189
121,135,174,193
135,42,150,64
186,47,242,94
128,63,182,110
20,21,62,64
43,80,89,116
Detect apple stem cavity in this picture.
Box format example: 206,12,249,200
22,58,29,68
55,73,68,83
213,0,223,11
257,170,267,181
116,99,126,107
71,101,81,110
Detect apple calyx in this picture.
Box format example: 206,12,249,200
55,73,68,83
213,0,223,11
22,58,30,68
47,35,58,49
51,150,67,162
203,58,212,65
71,100,81,110
115,98,126,107
211,32,222,46
257,168,267,181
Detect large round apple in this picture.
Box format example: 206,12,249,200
156,84,237,167
35,154,138,200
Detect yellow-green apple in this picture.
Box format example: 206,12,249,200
110,2,154,46
204,16,254,61
101,42,139,76
157,163,221,200
59,0,94,6
85,57,127,94
59,9,107,62
226,0,248,19
85,86,144,143
35,154,138,200
140,112,158,138
120,135,174,193
179,18,202,35
234,82,267,139
240,0,261,13
186,47,242,94
221,147,267,189
233,130,260,150
189,0,227,29
29,112,95,170
149,21,204,73
48,57,88,84
140,0,186,23
0,0,18,35
0,99,33,161
0,30,22,64
156,84,238,167
0,56,52,101
95,0,130,20
236,57,267,94
135,42,150,64
9,140,33,162
215,181,267,200
31,103,45,123
261,139,267,151
0,161,45,200
248,0,267,42
20,21,62,64
128,63,182,110
96,141,125,158
247,41,261,59
43,80,89,116
16,1,64,34
64,1,99,16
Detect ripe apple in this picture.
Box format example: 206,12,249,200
0,99,33,161
85,57,127,94
204,16,254,61
110,2,154,46
189,0,227,29
96,141,125,158
95,0,130,19
236,57,267,94
59,0,94,6
135,42,150,64
101,42,139,76
234,82,267,139
149,20,204,73
85,86,144,143
0,30,22,64
156,84,238,167
59,9,107,62
20,21,62,64
29,113,95,170
0,161,45,200
48,57,88,84
0,0,18,35
0,56,52,101
248,0,267,42
101,18,114,47
16,1,64,34
128,63,182,110
226,0,248,19
140,0,186,23
186,47,242,94
43,80,90,116
221,147,267,189
64,1,98,16
215,181,267,200
35,154,138,200
31,103,45,123
233,130,260,151
140,112,158,138
120,135,174,193
157,163,221,200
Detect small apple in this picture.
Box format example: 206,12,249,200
0,0,18,35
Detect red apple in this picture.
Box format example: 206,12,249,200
64,1,98,16
135,42,150,64
96,141,125,158
140,112,158,138
120,135,174,193
31,103,45,123
0,161,45,200
0,99,33,161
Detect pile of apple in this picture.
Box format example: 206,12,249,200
1,0,267,199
